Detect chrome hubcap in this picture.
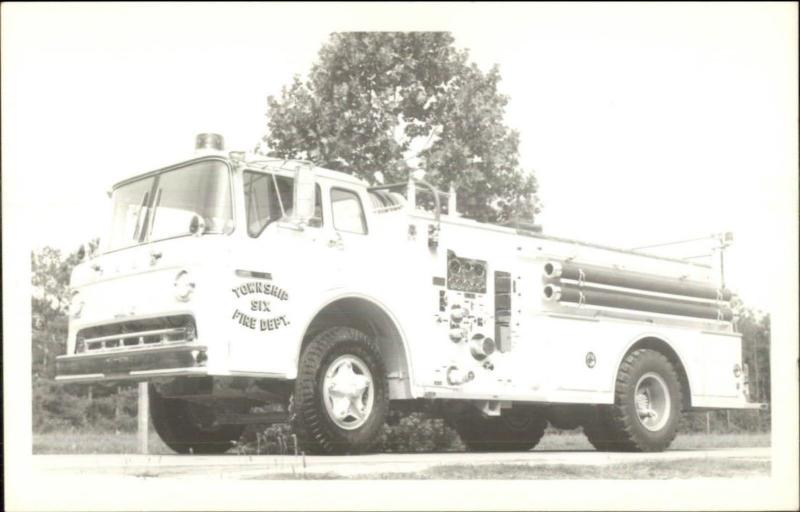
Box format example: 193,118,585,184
323,355,374,430
634,372,671,431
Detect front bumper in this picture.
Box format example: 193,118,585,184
741,401,770,410
55,344,208,382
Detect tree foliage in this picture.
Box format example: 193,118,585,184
263,32,540,224
32,246,75,378
733,301,771,404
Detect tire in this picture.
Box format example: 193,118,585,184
449,404,548,452
584,349,682,452
582,406,625,451
292,327,389,455
149,384,244,454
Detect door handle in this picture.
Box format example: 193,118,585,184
327,233,344,249
149,250,163,265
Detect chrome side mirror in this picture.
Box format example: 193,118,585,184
293,164,316,224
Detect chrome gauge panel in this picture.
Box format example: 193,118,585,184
446,250,487,294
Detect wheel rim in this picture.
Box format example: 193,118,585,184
323,354,374,430
634,372,671,431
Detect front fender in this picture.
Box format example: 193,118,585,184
285,288,416,391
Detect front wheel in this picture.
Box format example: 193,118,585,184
583,349,682,452
292,327,389,454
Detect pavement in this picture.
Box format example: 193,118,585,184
33,447,770,479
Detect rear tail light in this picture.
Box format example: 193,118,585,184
742,364,751,398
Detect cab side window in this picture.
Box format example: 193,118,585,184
244,171,323,237
330,188,367,234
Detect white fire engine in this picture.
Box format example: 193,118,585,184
56,134,762,454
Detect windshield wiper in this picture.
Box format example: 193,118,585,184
132,191,150,242
146,188,163,239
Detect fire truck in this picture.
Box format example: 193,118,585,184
56,134,762,454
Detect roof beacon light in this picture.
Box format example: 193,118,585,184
195,133,225,154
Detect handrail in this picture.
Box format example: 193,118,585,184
240,158,316,175
367,178,444,248
414,179,442,225
368,181,452,197
367,179,448,222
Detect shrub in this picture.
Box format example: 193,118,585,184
33,378,140,434
378,412,464,453
33,378,90,432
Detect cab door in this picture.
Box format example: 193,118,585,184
322,185,375,290
227,170,328,373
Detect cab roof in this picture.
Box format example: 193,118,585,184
111,153,367,190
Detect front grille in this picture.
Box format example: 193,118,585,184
76,315,196,353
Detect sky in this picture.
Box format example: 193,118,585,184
2,3,797,311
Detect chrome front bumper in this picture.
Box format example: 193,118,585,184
55,343,208,382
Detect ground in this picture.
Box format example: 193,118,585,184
32,431,770,480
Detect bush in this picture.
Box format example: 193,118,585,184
679,409,770,434
378,412,464,453
233,411,464,455
33,377,140,434
236,423,296,455
33,378,88,432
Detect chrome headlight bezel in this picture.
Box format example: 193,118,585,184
174,270,196,302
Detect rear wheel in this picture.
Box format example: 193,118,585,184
449,404,547,452
582,406,624,451
149,384,244,454
583,349,682,452
292,327,389,454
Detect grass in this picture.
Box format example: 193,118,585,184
33,429,174,455
535,431,771,451
251,459,770,480
33,430,770,455
33,430,770,480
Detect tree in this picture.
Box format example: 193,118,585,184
262,32,540,224
31,246,77,378
734,302,771,405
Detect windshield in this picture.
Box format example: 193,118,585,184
107,160,233,251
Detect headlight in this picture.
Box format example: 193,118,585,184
174,270,195,302
69,291,84,318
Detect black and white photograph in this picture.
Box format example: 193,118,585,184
2,3,798,511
